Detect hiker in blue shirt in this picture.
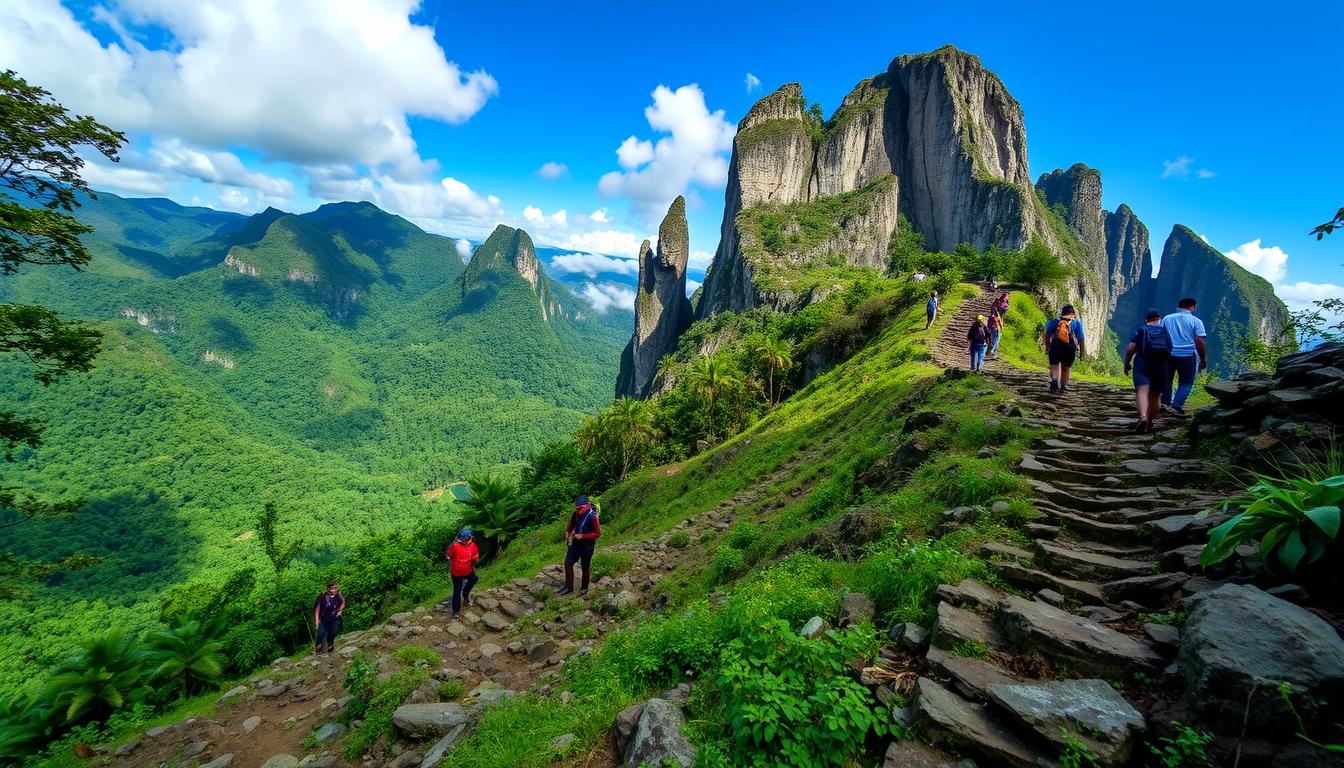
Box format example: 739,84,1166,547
925,291,939,330
1159,298,1208,415
1123,309,1172,434
1041,305,1086,394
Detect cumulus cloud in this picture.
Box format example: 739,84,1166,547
523,206,567,227
0,0,498,174
537,162,569,180
78,157,175,196
455,238,473,262
580,282,636,314
686,278,702,296
561,230,648,258
149,139,294,201
215,187,258,213
588,209,609,224
550,253,640,278
689,249,714,271
1162,155,1214,180
1276,280,1344,312
1226,239,1289,283
598,84,735,225
745,73,761,93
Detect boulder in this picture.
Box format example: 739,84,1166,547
613,701,646,757
889,622,929,654
881,741,960,767
480,612,510,631
550,732,578,752
623,698,696,767
114,739,140,757
1179,584,1344,732
997,594,1162,677
840,592,875,626
386,752,422,768
914,678,1054,768
260,756,299,768
418,724,466,768
392,702,472,738
312,722,345,744
985,679,1145,766
904,411,950,432
602,590,640,613
799,616,827,639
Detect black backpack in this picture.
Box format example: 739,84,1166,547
1139,324,1171,362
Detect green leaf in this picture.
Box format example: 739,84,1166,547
1305,505,1341,538
1318,475,1344,488
1201,514,1246,567
1277,529,1308,572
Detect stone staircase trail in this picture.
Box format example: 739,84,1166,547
893,287,1236,767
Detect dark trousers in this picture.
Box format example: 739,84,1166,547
315,618,341,648
1162,355,1198,408
564,539,596,590
451,573,478,613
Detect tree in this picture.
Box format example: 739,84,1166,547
1310,207,1344,240
886,216,926,275
577,397,655,485
0,70,124,599
753,336,793,406
458,474,522,556
1010,238,1072,294
256,501,304,576
146,620,225,700
39,631,147,723
689,356,742,440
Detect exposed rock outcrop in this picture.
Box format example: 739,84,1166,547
698,46,1062,321
616,198,693,398
1149,225,1291,374
463,225,567,321
1104,204,1153,345
1035,164,1108,343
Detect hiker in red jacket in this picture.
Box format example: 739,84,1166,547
445,528,480,620
559,496,601,596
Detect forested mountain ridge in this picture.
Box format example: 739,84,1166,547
0,190,626,698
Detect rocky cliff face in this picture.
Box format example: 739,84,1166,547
1104,204,1153,344
698,46,1063,321
464,224,566,321
1034,164,1109,344
616,198,693,399
1149,225,1291,374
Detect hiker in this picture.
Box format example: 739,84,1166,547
967,315,990,372
559,496,601,596
924,291,939,330
313,581,345,654
1123,309,1172,434
445,528,480,620
1160,297,1208,415
993,291,1010,318
987,310,1004,359
1042,305,1086,394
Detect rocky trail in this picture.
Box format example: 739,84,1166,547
879,288,1344,767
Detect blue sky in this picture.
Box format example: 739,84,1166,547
3,0,1340,314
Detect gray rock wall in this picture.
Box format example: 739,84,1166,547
617,197,693,399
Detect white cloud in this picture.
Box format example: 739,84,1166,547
598,84,736,225
455,238,473,261
561,230,648,258
745,72,761,93
686,278,702,296
523,205,567,227
215,187,257,213
580,282,636,314
615,137,655,170
0,0,498,174
537,161,569,180
689,249,714,271
550,252,640,278
1226,239,1289,283
1276,281,1344,313
1162,155,1214,180
588,209,609,224
149,139,294,201
78,158,174,196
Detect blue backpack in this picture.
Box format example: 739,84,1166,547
1139,324,1171,362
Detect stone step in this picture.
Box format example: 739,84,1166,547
934,579,1002,612
978,542,1034,562
1028,479,1167,513
1055,538,1151,558
1033,507,1147,544
931,602,1007,654
987,560,1105,605
926,646,1026,702
1100,572,1189,607
915,677,1059,768
996,594,1163,678
1034,540,1155,582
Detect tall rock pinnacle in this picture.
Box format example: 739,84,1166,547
616,197,692,398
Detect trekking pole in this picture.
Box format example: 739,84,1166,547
302,608,316,651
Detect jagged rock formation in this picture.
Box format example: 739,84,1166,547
1148,225,1290,373
616,198,693,398
463,224,567,321
1104,204,1153,344
698,46,1071,321
1035,164,1110,342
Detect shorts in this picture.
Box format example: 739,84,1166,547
1132,357,1168,388
1047,342,1076,368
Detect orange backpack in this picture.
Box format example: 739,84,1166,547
1054,318,1072,344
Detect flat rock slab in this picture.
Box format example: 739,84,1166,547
260,757,299,768
986,679,1145,766
200,755,233,768
480,612,510,631
926,647,1023,701
997,595,1162,677
988,560,1105,605
931,602,1001,652
935,579,1001,610
418,724,465,768
881,740,961,767
1179,584,1344,732
914,678,1056,768
1035,540,1154,581
393,702,472,738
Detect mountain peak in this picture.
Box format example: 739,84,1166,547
463,224,566,321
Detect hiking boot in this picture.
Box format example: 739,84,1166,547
580,588,588,597
1048,380,1059,393
451,612,461,620
1131,420,1145,433
1170,405,1186,416
314,645,322,655
1059,384,1069,394
1136,420,1151,435
326,645,335,654
557,586,574,596
463,597,472,607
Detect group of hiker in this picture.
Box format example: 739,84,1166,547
939,287,1208,434
311,496,603,652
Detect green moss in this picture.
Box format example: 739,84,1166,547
735,118,808,150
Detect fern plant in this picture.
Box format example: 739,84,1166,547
1201,473,1343,572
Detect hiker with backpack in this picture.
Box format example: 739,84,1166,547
987,310,1004,359
1159,297,1208,415
445,528,480,620
993,291,1010,318
1041,305,1086,394
1123,309,1172,433
925,291,939,330
967,315,990,372
313,581,345,654
559,496,601,596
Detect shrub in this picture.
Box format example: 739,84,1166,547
1011,238,1072,294
711,620,887,766
589,551,635,579
1201,471,1343,573
726,522,762,550
1151,721,1213,767
342,667,428,758
711,547,747,584
667,531,691,549
437,680,465,701
855,540,989,625
805,475,853,520
392,645,441,668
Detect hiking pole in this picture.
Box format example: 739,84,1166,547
302,607,316,652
